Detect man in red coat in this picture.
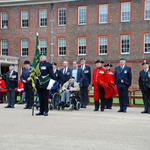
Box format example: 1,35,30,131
0,74,6,103
92,59,106,111
104,63,118,109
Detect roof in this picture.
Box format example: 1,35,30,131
0,0,76,7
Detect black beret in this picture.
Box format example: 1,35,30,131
24,60,30,65
104,63,113,67
40,52,47,56
9,64,15,66
142,61,149,65
52,62,57,66
95,59,104,64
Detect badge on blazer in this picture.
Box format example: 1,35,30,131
84,70,89,73
99,71,104,74
124,70,127,74
67,72,70,75
108,72,114,75
41,66,46,70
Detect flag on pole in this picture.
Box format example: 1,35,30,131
30,33,40,91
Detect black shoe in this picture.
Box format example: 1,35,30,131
141,111,147,113
44,112,48,116
36,112,43,116
123,110,126,113
28,106,32,109
5,105,11,108
117,109,123,112
94,109,99,111
24,106,29,109
101,108,104,112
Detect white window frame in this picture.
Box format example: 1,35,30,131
39,9,47,27
58,38,66,56
58,8,66,26
99,4,108,24
40,39,47,54
78,6,87,25
121,2,131,22
78,37,87,56
144,33,150,53
21,10,28,28
120,34,130,54
98,36,108,55
21,40,28,56
144,0,150,20
1,12,8,29
1,40,8,56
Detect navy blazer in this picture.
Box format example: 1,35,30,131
59,67,71,86
115,65,132,89
79,65,91,87
6,70,18,89
71,67,84,85
139,69,150,93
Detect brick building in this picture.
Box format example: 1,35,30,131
0,0,150,84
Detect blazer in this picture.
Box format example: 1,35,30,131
115,65,132,89
6,70,18,89
79,65,91,87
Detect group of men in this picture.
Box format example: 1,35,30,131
1,52,150,116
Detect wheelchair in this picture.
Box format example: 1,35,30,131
58,91,81,111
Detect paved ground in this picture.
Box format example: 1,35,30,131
0,104,150,150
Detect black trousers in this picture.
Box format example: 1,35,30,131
94,85,105,111
7,89,15,107
142,92,150,113
80,86,88,107
105,97,113,109
117,88,128,111
38,88,49,113
24,84,34,108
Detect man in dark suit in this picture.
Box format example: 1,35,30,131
5,64,18,108
71,61,83,85
79,58,91,108
20,60,34,109
60,61,71,87
139,60,150,114
115,58,132,113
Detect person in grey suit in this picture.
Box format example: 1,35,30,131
5,64,18,108
71,61,83,85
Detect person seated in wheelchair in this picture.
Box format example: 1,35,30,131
60,76,80,107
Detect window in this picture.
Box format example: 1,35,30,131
21,10,28,28
144,33,150,53
39,9,47,27
78,6,87,25
121,2,131,22
99,36,108,55
99,4,108,24
21,40,28,56
78,37,86,55
1,12,8,29
58,38,66,56
40,39,47,54
145,0,150,20
120,35,130,54
58,8,66,26
1,40,8,56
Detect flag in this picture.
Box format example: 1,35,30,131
30,33,40,91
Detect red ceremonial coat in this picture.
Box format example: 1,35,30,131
104,69,118,99
0,79,6,92
92,67,106,101
16,81,24,93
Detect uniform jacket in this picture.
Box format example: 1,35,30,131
79,65,91,87
139,68,150,93
71,67,84,85
60,67,71,86
6,70,18,89
115,65,132,89
0,79,6,92
36,61,55,89
62,81,80,92
92,67,106,101
104,69,118,99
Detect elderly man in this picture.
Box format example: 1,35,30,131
139,60,150,114
115,58,132,113
5,64,18,108
60,77,80,107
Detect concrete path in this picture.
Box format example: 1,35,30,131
0,104,150,150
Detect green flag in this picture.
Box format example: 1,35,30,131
30,33,40,91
